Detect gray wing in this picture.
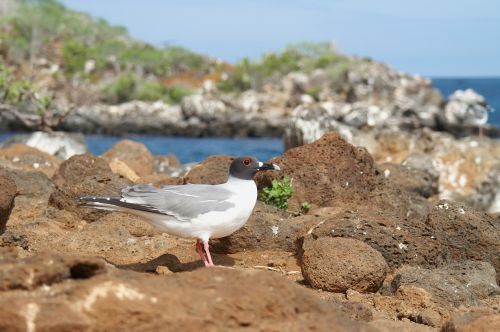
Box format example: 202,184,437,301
120,184,235,221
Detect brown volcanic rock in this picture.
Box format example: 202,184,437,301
184,155,234,184
255,133,382,210
308,200,499,280
309,206,441,269
301,236,388,293
49,153,132,222
101,139,155,177
441,311,500,332
426,201,500,280
0,144,62,177
0,251,108,291
0,256,375,332
385,261,498,308
0,173,16,233
380,162,437,198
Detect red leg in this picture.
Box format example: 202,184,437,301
196,239,209,267
479,126,484,137
203,240,214,267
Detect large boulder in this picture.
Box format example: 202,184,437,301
256,133,426,220
0,173,16,233
256,133,381,210
0,254,375,332
49,153,132,222
301,236,388,293
101,140,155,177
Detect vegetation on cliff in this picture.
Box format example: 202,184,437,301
0,0,352,105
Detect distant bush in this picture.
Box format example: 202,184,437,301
102,73,192,104
219,42,351,92
102,73,137,103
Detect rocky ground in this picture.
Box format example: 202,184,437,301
0,132,498,331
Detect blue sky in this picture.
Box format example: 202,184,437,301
60,0,500,77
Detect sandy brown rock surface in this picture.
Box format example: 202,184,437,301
0,135,498,331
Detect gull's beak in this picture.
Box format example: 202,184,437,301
256,162,280,171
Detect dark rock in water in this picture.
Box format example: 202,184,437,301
0,255,375,332
300,236,388,293
0,143,62,177
101,139,155,177
384,261,499,307
49,153,132,222
211,201,311,253
0,173,16,233
184,155,234,184
0,131,87,160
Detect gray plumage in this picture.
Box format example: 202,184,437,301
79,183,235,221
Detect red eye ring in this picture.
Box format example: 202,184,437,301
243,158,251,166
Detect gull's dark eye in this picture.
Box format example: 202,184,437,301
243,158,251,166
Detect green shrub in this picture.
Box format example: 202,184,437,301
62,39,93,75
101,73,192,104
102,73,136,103
219,42,351,93
165,85,192,104
258,176,293,211
134,80,166,101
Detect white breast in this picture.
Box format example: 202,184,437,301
143,176,257,242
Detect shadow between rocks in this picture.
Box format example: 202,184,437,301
118,253,236,273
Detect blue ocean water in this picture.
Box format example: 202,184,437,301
0,133,283,164
86,135,283,163
432,78,500,126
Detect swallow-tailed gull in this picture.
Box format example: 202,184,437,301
77,156,280,267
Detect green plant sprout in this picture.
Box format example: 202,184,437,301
258,176,310,216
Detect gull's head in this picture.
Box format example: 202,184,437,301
229,156,280,180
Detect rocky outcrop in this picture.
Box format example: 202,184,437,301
442,89,493,132
58,99,288,137
0,134,498,331
0,252,375,332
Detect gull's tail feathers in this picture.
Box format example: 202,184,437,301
75,196,128,212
